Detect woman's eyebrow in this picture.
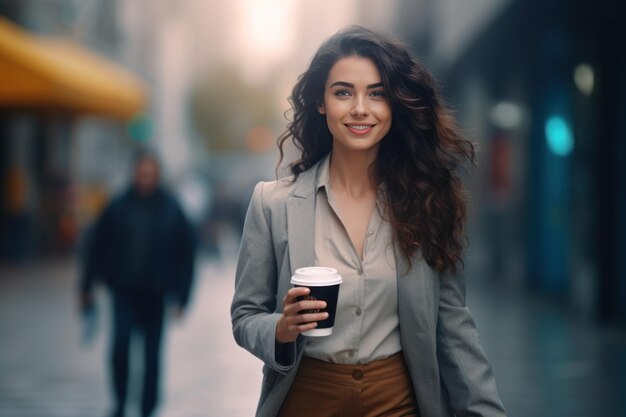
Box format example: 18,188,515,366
329,81,384,89
329,81,354,88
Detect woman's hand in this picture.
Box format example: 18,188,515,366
276,287,329,344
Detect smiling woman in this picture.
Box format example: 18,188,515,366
231,26,507,417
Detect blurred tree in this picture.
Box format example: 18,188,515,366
190,66,276,151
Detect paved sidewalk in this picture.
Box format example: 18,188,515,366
2,257,626,416
468,281,626,417
0,257,261,417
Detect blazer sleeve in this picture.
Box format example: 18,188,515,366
231,182,297,374
436,271,507,416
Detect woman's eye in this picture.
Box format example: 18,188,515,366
334,89,351,97
370,90,386,98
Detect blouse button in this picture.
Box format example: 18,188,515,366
357,267,363,276
355,307,362,317
366,230,374,237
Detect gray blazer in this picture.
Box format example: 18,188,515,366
231,160,507,417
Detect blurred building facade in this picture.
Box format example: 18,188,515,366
0,0,148,262
396,0,626,323
3,0,625,326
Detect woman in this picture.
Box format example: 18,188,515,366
231,26,506,417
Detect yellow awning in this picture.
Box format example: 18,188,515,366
0,16,147,120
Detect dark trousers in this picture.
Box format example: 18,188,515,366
110,289,165,417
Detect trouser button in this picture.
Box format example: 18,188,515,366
352,370,364,380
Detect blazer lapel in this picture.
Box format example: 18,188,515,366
286,165,318,273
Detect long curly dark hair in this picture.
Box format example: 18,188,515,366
278,26,475,274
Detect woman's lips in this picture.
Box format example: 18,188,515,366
345,123,375,135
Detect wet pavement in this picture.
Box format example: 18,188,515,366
469,281,626,417
1,256,625,417
0,257,260,417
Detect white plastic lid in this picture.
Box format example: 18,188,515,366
290,267,342,286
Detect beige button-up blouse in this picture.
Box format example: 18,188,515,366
303,154,402,364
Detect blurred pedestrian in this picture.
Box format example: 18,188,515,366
79,149,195,417
231,26,506,417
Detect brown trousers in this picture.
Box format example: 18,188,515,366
277,352,419,417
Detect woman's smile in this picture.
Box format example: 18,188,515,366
345,123,376,135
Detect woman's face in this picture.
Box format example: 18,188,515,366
319,55,392,155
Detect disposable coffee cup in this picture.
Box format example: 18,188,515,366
290,267,342,337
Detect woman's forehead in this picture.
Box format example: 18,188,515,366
325,56,382,87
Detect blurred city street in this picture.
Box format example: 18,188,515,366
1,255,625,417
2,1,626,416
0,256,261,417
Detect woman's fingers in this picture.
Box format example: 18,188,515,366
285,299,327,314
289,321,318,333
283,286,310,305
285,311,329,326
284,298,327,314
276,286,330,343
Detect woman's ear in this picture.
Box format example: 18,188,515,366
317,102,326,115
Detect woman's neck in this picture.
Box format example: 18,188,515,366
328,146,378,198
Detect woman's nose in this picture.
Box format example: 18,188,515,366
350,96,369,118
